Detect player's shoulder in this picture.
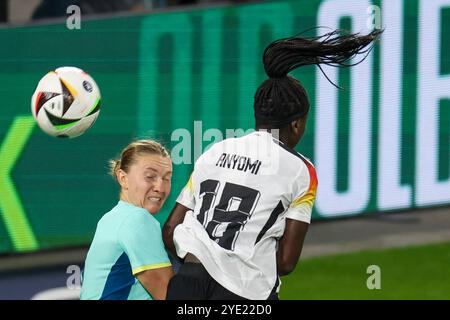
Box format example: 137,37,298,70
195,134,242,163
206,134,242,150
276,141,315,168
274,144,316,188
115,201,159,229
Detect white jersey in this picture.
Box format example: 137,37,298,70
173,131,318,299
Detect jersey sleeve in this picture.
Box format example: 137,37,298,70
118,211,171,275
176,173,195,210
176,142,220,209
285,158,318,224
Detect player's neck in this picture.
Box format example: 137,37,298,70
255,128,292,148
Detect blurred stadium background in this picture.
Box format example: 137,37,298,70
0,0,449,299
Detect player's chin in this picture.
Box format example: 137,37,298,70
145,199,165,215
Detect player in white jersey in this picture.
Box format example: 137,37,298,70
163,28,382,300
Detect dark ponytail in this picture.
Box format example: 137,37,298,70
263,29,383,79
254,29,383,127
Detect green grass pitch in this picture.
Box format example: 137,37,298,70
280,241,450,299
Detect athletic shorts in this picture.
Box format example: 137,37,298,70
166,262,279,300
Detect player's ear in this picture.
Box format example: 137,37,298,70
290,118,301,135
292,114,308,136
117,169,128,190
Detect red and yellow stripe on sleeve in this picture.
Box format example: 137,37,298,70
185,174,194,192
291,159,318,209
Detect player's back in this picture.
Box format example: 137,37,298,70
174,130,317,299
81,201,154,300
195,131,308,253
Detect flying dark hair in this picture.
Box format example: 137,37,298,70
254,28,383,128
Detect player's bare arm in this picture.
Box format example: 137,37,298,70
163,203,191,255
135,266,174,300
276,218,309,276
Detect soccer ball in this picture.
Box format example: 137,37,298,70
31,67,101,138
